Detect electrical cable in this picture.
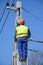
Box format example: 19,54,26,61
0,0,15,34
27,48,38,52
0,0,9,22
22,7,43,22
0,10,10,34
0,7,6,22
28,39,43,43
27,49,43,56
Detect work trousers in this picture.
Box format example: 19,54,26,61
17,37,27,59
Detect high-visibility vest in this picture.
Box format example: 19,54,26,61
16,25,28,39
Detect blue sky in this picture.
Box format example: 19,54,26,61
0,0,43,65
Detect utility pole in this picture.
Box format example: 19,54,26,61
6,1,28,65
12,1,22,65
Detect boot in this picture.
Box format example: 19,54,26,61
22,58,26,61
19,58,22,61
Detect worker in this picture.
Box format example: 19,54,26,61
15,19,31,61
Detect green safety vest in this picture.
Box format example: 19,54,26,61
16,25,28,39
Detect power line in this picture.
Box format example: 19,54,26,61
22,7,43,22
0,10,10,34
27,49,43,56
0,0,9,23
0,0,15,34
0,7,6,22
27,48,38,52
28,39,43,43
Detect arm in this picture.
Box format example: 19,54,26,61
14,30,17,42
28,29,31,38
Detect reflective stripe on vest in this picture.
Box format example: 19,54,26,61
16,25,28,39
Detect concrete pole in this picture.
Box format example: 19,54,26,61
13,1,22,65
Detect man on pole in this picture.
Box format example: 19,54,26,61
15,19,31,61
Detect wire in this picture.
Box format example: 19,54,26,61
22,7,43,22
27,48,38,52
0,7,6,22
0,0,16,34
27,49,43,56
28,39,43,43
0,0,9,23
0,10,10,34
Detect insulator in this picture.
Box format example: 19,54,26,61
11,3,14,7
6,2,9,6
